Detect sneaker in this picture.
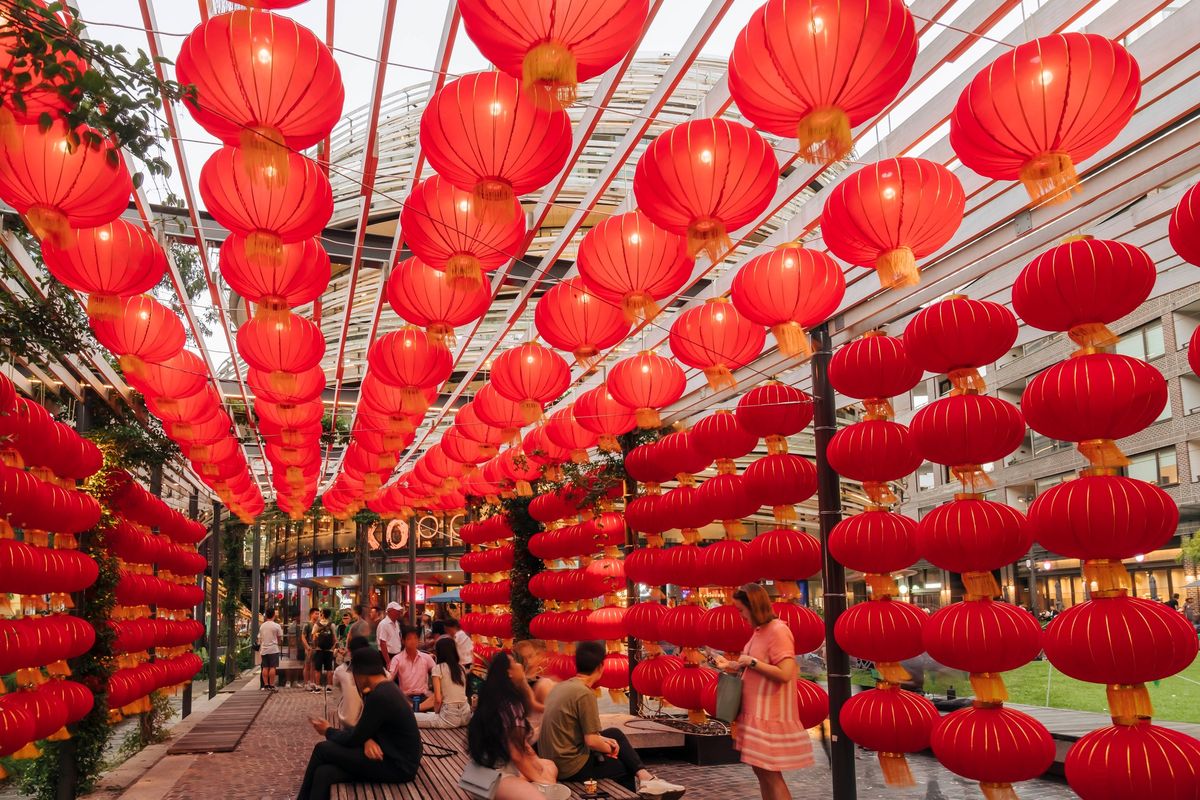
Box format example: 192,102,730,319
325,686,333,693
637,776,686,800
535,784,571,800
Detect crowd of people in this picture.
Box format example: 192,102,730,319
273,583,817,800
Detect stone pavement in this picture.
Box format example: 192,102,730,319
99,678,1078,800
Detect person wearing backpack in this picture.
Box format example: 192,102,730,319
314,608,337,694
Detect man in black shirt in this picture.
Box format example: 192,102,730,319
298,648,422,800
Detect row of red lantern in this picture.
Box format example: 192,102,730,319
459,515,515,546
1171,180,1200,386
102,471,208,544
114,573,205,611
107,653,203,714
0,679,95,767
458,544,514,574
458,612,513,641
0,395,103,481
0,614,95,679
0,539,98,596
527,561,625,603
0,464,102,538
527,519,625,562
109,618,205,656
623,530,820,591
458,579,511,606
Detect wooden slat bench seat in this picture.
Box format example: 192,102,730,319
332,728,637,800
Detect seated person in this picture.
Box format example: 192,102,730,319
464,651,570,800
414,637,472,728
538,641,685,799
512,639,556,742
387,627,436,711
333,636,373,728
299,648,422,800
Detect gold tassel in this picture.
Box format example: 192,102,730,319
686,218,730,264
1019,151,1078,205
772,505,797,523
425,324,456,348
516,480,533,497
980,783,1020,800
518,400,544,425
635,408,661,429
875,247,919,289
11,742,41,760
244,230,284,268
522,39,578,110
1082,560,1130,594
795,106,852,164
970,672,1008,704
570,449,589,465
86,294,122,322
573,347,604,373
472,179,518,224
621,292,661,324
962,572,1000,599
47,726,71,742
862,397,895,421
715,458,737,475
863,481,897,505
238,125,289,187
951,465,993,491
268,371,298,396
765,434,789,455
1068,322,1119,350
118,354,148,381
445,254,483,290
876,662,911,684
1107,683,1153,722
25,205,74,248
722,519,746,537
254,299,292,325
864,574,898,598
399,387,432,415
776,580,800,600
771,322,814,359
687,709,708,725
947,367,987,395
1078,439,1130,469
878,753,916,788
597,435,622,452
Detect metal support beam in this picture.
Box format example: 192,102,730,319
408,517,418,627
356,520,369,610
251,522,261,687
185,491,200,718
208,502,222,700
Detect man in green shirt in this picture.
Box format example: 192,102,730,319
538,641,686,799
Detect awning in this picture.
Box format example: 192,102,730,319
426,588,461,603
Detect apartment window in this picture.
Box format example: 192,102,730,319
1034,472,1072,496
916,462,935,491
1116,321,1166,361
937,377,953,397
917,505,935,521
1126,447,1178,487
1030,431,1073,457
910,382,930,410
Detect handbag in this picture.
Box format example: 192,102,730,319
714,671,743,723
458,760,502,800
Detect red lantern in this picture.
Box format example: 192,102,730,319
42,220,166,321
631,654,683,698
576,210,693,322
0,120,132,246
387,256,492,346
0,694,35,760
825,420,921,505
219,235,330,317
774,602,825,655
544,407,598,464
1169,182,1200,267
634,119,777,262
367,327,452,407
951,33,1140,204
902,296,1018,392
727,0,917,163
669,299,765,391
1065,721,1200,800
572,385,635,452
490,343,570,424
699,539,756,589
796,680,829,729
1028,474,1177,561
129,349,209,401
535,277,630,368
90,295,185,378
917,498,1031,577
749,528,821,591
840,685,939,786
702,604,751,654
743,453,816,522
829,332,922,418
923,599,1043,701
662,664,718,719
909,394,1025,488
1012,238,1155,348
248,364,326,406
730,245,845,358
473,384,528,441
456,0,648,108
420,71,571,215
1021,353,1167,469
606,351,686,429
236,312,325,393
931,705,1056,798
834,598,927,670
690,411,757,473
0,1,82,127
624,601,668,642
829,510,918,575
175,10,343,179
696,473,759,536
400,176,525,289
659,603,707,649
822,157,964,288
586,606,627,642
654,431,710,483
734,381,812,454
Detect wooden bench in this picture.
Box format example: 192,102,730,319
332,728,637,800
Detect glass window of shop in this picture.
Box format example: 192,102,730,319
916,462,936,491
1116,320,1166,361
1034,471,1072,496
1126,446,1178,487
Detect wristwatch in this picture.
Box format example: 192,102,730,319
750,658,758,670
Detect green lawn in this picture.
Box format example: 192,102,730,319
843,659,1200,724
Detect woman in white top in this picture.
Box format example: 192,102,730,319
415,637,472,728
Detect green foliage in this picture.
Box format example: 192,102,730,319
322,411,350,448
0,237,95,369
0,0,195,182
1179,534,1200,567
112,691,176,765
497,496,543,641
222,523,247,681
84,396,180,471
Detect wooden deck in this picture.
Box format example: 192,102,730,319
166,690,270,754
332,728,637,800
1004,702,1200,768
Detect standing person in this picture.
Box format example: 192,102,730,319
314,608,337,693
1183,597,1198,629
299,648,422,800
1167,593,1182,610
377,602,404,665
715,583,813,800
348,605,371,642
444,617,474,672
302,608,320,692
538,641,685,799
415,637,472,729
258,608,283,692
388,628,436,711
464,651,570,800
334,636,373,728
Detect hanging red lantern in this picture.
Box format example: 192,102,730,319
1169,182,1200,267
727,0,917,163
923,599,1043,702
951,33,1140,205
623,442,673,492
773,602,825,655
1065,722,1200,800
535,277,630,368
420,71,571,216
829,510,919,575
654,431,711,484
572,385,636,452
0,120,132,246
696,472,759,536
699,539,756,589
577,210,693,322
631,654,683,698
1028,474,1177,561
175,9,344,182
219,235,330,318
840,685,939,786
544,406,597,464
0,1,83,130
917,498,1032,584
606,351,686,429
909,394,1025,489
248,364,326,405
1021,353,1167,469
90,295,185,378
236,312,325,394
690,411,757,474
454,401,508,456
400,176,525,289
902,296,1018,393
931,705,1056,800
829,332,922,419
730,245,845,358
387,256,492,346
634,119,778,262
834,598,927,679
822,157,964,288
743,453,816,522
701,604,752,654
472,384,527,441
490,342,571,423
128,349,209,401
42,220,166,321
825,420,921,505
668,298,765,391
796,680,829,729
748,528,821,597
1012,238,1155,348
457,0,648,108
624,601,668,642
521,425,570,472
367,327,452,409
734,381,812,454
660,604,708,649
625,546,671,586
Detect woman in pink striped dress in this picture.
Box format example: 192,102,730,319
716,583,813,800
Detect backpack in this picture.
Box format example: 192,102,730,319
316,620,335,650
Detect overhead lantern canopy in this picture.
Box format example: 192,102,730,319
42,220,168,322
727,0,918,163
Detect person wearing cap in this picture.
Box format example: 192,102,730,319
300,647,422,800
377,602,404,665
